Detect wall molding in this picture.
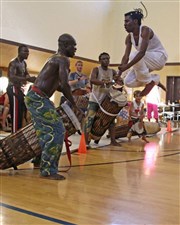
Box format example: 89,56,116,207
1,38,180,66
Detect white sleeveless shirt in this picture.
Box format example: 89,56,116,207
130,26,168,59
131,100,143,118
89,66,114,104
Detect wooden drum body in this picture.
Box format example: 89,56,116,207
73,94,89,112
114,121,161,139
90,88,127,141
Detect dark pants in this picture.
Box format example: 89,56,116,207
7,85,26,133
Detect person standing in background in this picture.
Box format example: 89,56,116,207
7,44,36,133
69,60,91,96
146,85,160,123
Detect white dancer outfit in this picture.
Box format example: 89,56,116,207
124,26,168,88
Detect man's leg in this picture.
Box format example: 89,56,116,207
140,81,155,97
83,102,98,147
109,122,121,146
157,82,167,92
25,91,66,180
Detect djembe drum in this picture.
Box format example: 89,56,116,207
0,102,84,169
90,88,127,141
113,121,161,139
73,94,89,112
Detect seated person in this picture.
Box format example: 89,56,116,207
127,90,149,143
69,61,91,96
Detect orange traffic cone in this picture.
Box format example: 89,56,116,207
78,132,87,154
166,120,172,132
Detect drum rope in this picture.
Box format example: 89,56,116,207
92,92,119,117
59,132,72,172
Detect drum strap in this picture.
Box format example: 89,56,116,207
61,102,82,132
60,132,72,172
92,92,119,117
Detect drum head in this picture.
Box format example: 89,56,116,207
109,88,127,107
144,122,161,134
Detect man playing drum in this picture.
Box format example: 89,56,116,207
25,34,79,180
84,52,121,147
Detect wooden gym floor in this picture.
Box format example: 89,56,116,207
0,124,179,225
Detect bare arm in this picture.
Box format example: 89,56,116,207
121,34,132,65
140,103,145,116
128,103,133,118
90,67,104,86
58,58,76,106
69,79,79,86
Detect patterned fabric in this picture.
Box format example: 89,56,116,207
118,108,129,120
25,89,65,176
83,101,99,138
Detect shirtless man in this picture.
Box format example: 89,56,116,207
7,44,36,133
25,34,78,180
118,9,168,96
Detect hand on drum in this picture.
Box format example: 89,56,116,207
102,79,114,88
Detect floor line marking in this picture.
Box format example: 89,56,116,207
0,202,76,225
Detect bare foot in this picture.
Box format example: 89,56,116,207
110,141,121,146
40,174,66,180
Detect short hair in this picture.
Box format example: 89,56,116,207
98,52,110,61
75,60,83,66
18,44,28,53
133,90,141,98
58,33,75,46
125,10,144,26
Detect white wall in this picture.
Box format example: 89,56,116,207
1,1,179,63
